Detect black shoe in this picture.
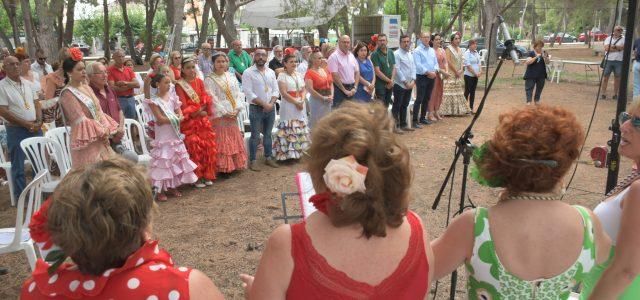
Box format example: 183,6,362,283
401,126,415,132
412,123,422,129
613,94,618,100
601,95,607,100
393,128,405,134
0,267,7,276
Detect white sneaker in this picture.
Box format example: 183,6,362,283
194,182,206,188
204,180,213,186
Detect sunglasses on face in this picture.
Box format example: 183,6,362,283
619,112,640,128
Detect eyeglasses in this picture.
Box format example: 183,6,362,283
619,112,640,128
38,57,47,61
173,56,182,59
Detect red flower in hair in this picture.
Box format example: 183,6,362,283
284,47,296,56
29,197,54,250
309,192,337,215
68,47,83,62
371,34,378,43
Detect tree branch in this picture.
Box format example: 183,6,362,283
441,0,470,37
498,0,518,16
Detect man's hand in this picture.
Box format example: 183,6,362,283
386,80,394,89
426,71,437,79
263,102,274,112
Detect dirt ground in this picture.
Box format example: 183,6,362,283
0,45,635,299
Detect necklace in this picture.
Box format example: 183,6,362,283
606,170,640,196
7,78,30,109
257,68,269,93
505,190,565,201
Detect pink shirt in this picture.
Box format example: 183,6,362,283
327,49,359,84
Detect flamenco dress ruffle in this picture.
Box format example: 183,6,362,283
273,119,310,161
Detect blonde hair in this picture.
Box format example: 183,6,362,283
48,158,155,275
307,102,411,238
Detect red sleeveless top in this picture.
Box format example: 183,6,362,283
286,211,429,299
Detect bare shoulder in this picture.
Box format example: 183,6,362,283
189,269,225,300
264,224,293,255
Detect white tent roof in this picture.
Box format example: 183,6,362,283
240,0,347,29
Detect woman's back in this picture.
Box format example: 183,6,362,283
286,211,431,299
467,201,609,299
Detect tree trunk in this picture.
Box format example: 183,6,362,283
635,2,640,41
406,0,416,36
317,24,329,39
165,0,175,28
20,0,38,56
257,27,269,47
2,0,21,48
144,0,161,62
63,0,76,46
197,0,213,47
118,0,141,64
339,6,351,37
530,0,536,43
171,0,186,52
607,3,616,34
416,0,425,36
458,0,463,35
0,29,14,53
190,0,200,41
441,0,470,38
483,0,499,64
211,0,245,47
33,0,63,59
56,3,64,48
103,0,110,60
429,0,435,32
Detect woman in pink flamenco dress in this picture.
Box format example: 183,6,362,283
59,49,119,169
145,73,198,201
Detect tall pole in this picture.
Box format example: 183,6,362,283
606,0,638,193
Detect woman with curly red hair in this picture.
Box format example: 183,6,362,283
59,48,120,169
176,57,217,188
431,105,611,299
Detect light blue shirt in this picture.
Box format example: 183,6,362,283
394,48,416,89
464,49,481,77
412,40,439,75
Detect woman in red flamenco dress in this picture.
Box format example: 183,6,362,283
175,57,217,187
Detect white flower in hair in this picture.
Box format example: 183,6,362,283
323,155,368,196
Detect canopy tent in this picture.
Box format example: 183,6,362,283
240,0,347,29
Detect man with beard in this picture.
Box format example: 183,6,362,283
242,49,280,171
371,34,396,109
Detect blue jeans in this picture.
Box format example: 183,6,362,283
118,96,137,120
634,61,640,99
249,104,275,161
6,125,42,199
413,75,435,122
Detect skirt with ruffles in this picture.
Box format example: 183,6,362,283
212,117,247,173
273,119,310,161
440,75,471,116
182,117,217,180
148,136,198,192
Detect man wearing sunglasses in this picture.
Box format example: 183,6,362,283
601,26,626,100
30,49,53,78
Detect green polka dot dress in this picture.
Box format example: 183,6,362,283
465,206,597,300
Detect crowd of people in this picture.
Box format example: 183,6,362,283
2,30,640,299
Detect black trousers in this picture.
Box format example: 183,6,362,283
464,75,479,110
392,84,412,128
413,75,435,122
525,77,546,103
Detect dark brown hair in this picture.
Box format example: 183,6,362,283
479,105,584,195
307,102,412,238
352,41,369,58
47,158,155,275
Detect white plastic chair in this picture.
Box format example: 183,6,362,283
549,60,564,84
123,118,151,165
0,124,16,206
134,94,145,106
0,169,47,271
135,103,150,127
44,127,72,173
20,137,68,194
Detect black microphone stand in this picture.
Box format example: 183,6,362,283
605,0,637,193
431,18,516,300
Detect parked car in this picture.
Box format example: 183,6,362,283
71,42,91,56
543,33,578,43
579,31,609,42
460,37,528,59
181,42,197,53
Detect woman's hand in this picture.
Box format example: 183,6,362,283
295,100,304,111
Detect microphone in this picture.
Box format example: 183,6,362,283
497,15,520,64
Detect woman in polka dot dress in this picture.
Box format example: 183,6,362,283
20,158,224,300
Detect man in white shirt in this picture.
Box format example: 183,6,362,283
602,25,626,100
0,56,42,200
296,46,312,75
30,49,53,78
393,35,416,133
242,49,280,171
